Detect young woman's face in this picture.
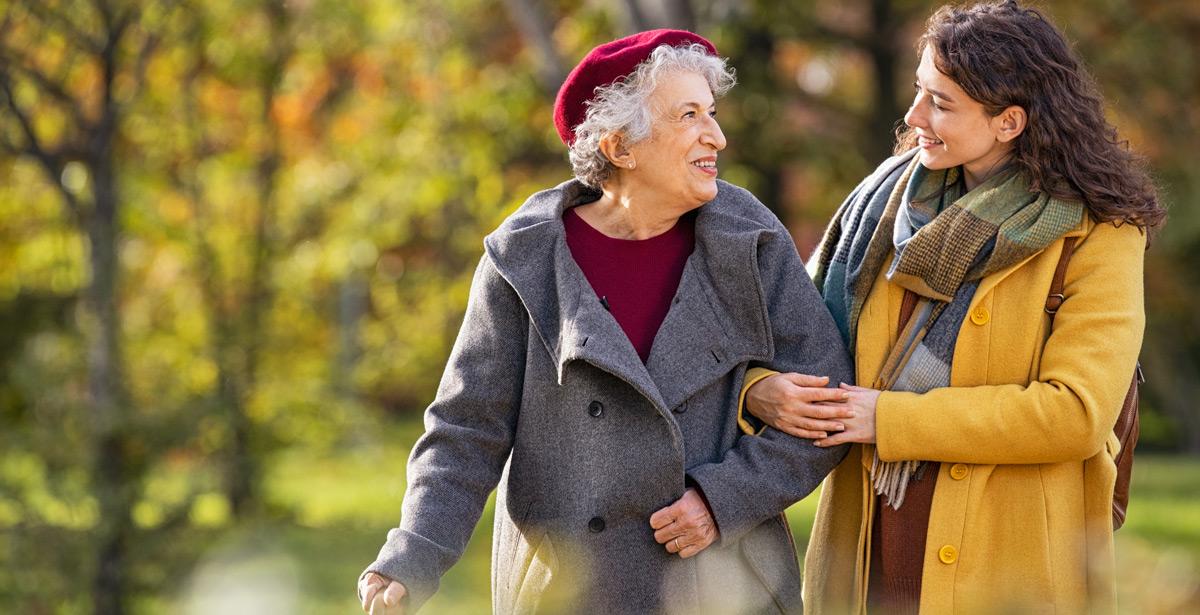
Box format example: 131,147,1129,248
904,47,1015,189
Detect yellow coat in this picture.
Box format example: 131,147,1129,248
802,216,1145,614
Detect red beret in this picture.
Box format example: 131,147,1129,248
554,29,718,146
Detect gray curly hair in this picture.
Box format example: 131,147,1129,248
568,43,736,188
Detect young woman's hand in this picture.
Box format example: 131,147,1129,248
814,384,879,447
745,373,853,439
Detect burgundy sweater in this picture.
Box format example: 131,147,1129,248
563,207,696,363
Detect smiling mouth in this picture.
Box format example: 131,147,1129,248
918,135,943,147
691,159,717,175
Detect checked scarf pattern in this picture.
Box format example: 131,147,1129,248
811,150,1082,508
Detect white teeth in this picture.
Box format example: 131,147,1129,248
692,160,716,168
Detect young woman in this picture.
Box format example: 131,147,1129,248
741,1,1164,612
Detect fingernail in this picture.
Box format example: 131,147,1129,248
835,424,844,430
841,392,850,400
813,441,824,447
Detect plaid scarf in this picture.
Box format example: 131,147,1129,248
811,151,1083,507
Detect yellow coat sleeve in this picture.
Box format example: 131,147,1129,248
737,367,778,435
875,222,1146,464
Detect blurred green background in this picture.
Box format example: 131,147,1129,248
1,0,1197,613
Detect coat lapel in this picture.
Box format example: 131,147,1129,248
485,179,774,416
485,180,668,411
647,258,770,412
969,215,1091,311
646,193,773,411
557,273,668,412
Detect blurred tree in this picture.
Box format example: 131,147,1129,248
157,0,295,518
0,0,1197,611
503,0,567,91
1049,0,1200,453
0,0,175,611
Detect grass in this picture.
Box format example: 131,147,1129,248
158,425,1200,614
1115,457,1200,613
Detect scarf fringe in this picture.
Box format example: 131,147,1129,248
872,452,921,509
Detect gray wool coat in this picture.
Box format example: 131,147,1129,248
363,179,853,614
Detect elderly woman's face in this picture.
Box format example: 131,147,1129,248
626,71,727,207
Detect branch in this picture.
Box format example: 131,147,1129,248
21,0,105,55
91,0,135,153
790,86,868,125
106,0,146,60
0,75,53,163
770,2,872,49
129,0,184,100
0,74,85,222
0,2,16,36
0,48,93,131
0,130,21,156
129,30,162,102
807,22,871,49
93,0,117,37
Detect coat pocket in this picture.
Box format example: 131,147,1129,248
496,503,559,615
737,513,804,615
510,532,558,613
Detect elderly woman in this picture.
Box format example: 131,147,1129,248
741,1,1164,613
357,30,852,614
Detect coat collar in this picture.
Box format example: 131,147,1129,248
971,211,1094,307
484,179,774,412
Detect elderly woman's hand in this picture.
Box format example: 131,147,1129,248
650,488,719,558
745,373,854,439
814,384,879,447
359,572,407,614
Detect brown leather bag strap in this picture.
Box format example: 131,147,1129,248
1045,237,1078,319
1044,235,1144,530
898,289,919,331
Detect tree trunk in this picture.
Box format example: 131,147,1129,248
225,0,291,517
87,145,132,615
335,273,369,397
620,0,651,32
866,0,905,161
502,0,566,93
662,0,696,31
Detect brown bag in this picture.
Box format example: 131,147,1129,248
1046,237,1143,530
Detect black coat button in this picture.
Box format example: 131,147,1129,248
588,516,606,533
672,400,688,414
588,401,604,417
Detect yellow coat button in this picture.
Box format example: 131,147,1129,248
970,307,990,325
950,463,969,480
939,545,958,564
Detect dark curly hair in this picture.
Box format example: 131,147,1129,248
895,0,1165,230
